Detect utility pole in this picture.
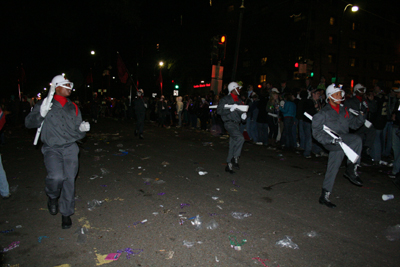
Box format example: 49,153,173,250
231,0,245,81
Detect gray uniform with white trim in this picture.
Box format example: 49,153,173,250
25,98,86,216
217,95,245,163
312,104,365,192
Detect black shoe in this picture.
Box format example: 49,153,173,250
231,157,240,170
2,193,11,200
62,215,72,229
225,163,235,174
47,197,58,215
318,188,336,208
139,134,144,139
134,130,138,136
344,163,363,186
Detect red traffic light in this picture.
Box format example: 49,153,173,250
294,62,299,68
219,35,226,44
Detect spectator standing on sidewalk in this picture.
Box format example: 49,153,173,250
133,89,147,139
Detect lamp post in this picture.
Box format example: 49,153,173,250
335,4,358,84
231,0,245,81
159,61,164,96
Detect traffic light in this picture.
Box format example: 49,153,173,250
310,72,314,77
175,84,179,89
294,62,299,68
218,35,227,61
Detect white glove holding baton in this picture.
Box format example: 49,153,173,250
79,121,90,132
241,113,247,120
230,104,238,112
348,108,372,128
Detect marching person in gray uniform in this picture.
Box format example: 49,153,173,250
312,84,365,208
344,83,376,157
217,82,247,174
25,75,90,229
133,89,147,139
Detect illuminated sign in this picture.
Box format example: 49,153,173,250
193,83,211,88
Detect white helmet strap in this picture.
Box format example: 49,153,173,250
234,88,240,95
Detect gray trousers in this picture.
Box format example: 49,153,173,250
322,134,362,192
225,121,245,163
42,143,79,216
136,112,145,134
355,125,376,149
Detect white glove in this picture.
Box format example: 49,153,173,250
230,104,238,112
40,97,53,117
280,100,285,107
241,113,247,120
331,137,342,145
362,101,369,109
144,104,148,108
79,121,90,132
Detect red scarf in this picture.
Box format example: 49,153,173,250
329,102,340,114
54,95,67,107
355,95,363,102
231,93,239,102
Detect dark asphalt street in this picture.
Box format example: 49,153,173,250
1,118,399,266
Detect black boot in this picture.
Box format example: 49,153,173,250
231,157,240,170
225,162,235,174
319,188,336,208
344,163,363,186
62,215,72,229
47,197,58,215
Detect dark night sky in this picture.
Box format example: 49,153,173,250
1,0,397,97
1,0,213,97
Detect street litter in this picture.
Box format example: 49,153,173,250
15,225,22,229
202,142,213,146
158,192,165,195
113,151,128,156
87,199,103,211
117,144,123,147
183,240,202,248
3,241,20,252
180,203,190,209
161,161,170,166
1,229,14,233
100,168,109,175
166,251,174,259
304,231,318,238
382,194,394,201
191,215,202,229
90,175,99,180
212,197,219,200
384,224,400,241
232,180,240,187
10,185,18,192
105,253,121,261
231,212,252,220
152,212,159,216
117,248,143,259
38,236,49,243
252,257,270,267
229,235,247,251
205,219,219,230
275,236,299,249
76,227,89,243
195,167,208,175
216,205,223,210
95,149,102,152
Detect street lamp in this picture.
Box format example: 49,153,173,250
159,61,164,67
91,50,95,55
335,3,358,83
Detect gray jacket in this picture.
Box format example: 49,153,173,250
344,96,377,118
25,98,86,147
217,94,244,123
312,104,365,145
